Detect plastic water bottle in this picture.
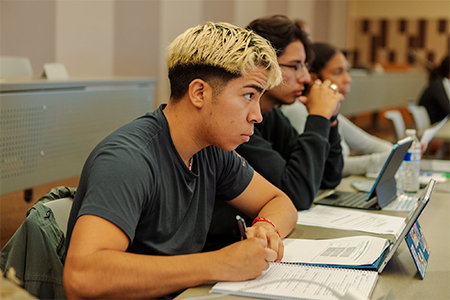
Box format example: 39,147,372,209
401,129,421,194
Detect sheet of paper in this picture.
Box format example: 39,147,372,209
297,206,405,237
282,236,390,266
420,115,449,145
211,263,378,300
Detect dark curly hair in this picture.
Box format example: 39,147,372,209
246,15,313,64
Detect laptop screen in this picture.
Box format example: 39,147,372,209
367,137,413,207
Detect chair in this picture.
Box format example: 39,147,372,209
43,197,73,236
0,187,75,299
384,110,406,140
408,104,431,135
0,56,33,78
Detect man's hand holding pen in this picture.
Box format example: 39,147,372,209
236,215,284,263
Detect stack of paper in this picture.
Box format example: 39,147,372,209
211,263,378,300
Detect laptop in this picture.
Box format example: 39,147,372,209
315,137,413,210
377,178,435,273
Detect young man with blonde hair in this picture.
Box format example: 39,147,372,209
206,15,343,251
63,22,297,299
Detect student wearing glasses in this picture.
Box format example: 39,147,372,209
282,42,393,177
205,15,343,251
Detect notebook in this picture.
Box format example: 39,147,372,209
210,262,378,300
283,179,436,274
315,136,413,210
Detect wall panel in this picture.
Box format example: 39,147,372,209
267,0,288,17
203,0,234,23
234,0,266,28
352,18,450,68
56,0,114,77
0,1,56,76
114,1,160,77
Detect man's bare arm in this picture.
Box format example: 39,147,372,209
64,214,277,299
227,171,298,261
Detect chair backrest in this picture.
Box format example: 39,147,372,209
408,104,431,132
43,198,73,236
0,56,33,78
384,110,406,140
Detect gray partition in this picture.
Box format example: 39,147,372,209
1,77,156,195
340,70,427,116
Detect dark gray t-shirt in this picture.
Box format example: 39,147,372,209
66,105,253,255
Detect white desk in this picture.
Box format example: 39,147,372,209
340,70,427,116
175,177,450,299
0,77,156,195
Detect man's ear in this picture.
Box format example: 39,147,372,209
188,79,212,108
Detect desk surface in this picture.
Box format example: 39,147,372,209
175,177,450,300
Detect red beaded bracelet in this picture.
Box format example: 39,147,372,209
252,217,281,238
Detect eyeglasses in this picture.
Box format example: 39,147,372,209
279,61,310,77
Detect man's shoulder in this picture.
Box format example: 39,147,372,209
89,108,169,168
110,107,166,141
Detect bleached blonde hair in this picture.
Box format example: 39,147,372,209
166,21,282,91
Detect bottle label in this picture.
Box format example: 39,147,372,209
404,151,421,162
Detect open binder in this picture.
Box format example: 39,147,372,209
282,235,390,271
283,179,435,274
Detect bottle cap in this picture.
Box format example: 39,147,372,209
405,129,416,136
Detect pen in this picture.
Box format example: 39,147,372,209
236,215,248,240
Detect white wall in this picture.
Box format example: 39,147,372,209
56,0,114,77
3,0,448,109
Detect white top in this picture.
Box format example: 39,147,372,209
281,101,393,177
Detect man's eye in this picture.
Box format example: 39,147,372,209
244,93,253,100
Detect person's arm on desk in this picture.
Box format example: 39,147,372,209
64,172,296,299
227,171,298,262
